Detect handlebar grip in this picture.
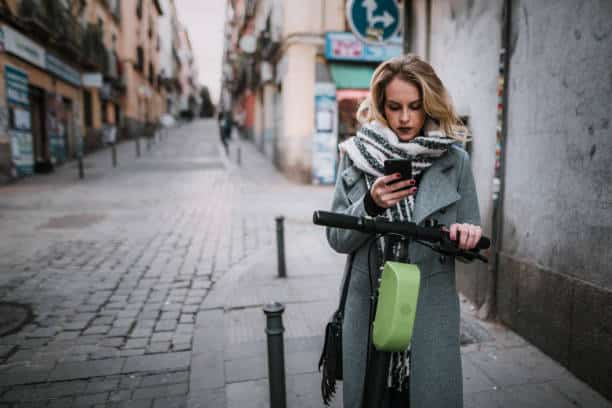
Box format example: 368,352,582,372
451,231,491,250
313,210,363,231
477,236,491,250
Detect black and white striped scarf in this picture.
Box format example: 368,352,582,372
339,120,456,390
339,120,455,221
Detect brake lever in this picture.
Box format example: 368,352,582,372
437,234,488,263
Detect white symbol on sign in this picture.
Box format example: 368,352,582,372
362,0,395,28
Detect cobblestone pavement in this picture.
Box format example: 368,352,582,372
0,120,331,408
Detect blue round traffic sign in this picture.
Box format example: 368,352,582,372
346,0,401,44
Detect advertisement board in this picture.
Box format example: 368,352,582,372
46,93,67,164
5,65,33,175
2,25,45,68
325,32,402,62
312,83,338,185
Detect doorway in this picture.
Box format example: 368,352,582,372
28,85,52,173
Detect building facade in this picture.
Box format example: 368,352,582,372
0,0,200,182
119,0,164,138
176,25,200,119
222,0,402,183
157,0,181,117
0,0,93,177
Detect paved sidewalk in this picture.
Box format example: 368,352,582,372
194,137,612,408
0,122,609,408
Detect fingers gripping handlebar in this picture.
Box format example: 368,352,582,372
313,210,491,251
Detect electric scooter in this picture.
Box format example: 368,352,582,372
313,210,490,407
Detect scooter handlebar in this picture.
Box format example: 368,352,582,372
313,210,491,250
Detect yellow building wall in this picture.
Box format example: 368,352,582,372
120,0,163,125
280,43,317,181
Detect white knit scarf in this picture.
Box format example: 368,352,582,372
339,120,456,221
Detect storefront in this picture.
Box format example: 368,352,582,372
310,31,402,184
0,24,83,177
326,31,402,142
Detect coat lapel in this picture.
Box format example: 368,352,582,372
413,152,460,226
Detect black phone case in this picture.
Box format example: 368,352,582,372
384,159,412,181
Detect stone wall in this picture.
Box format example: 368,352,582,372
424,0,612,399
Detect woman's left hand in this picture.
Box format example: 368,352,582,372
449,223,482,250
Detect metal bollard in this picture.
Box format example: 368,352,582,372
237,145,242,166
263,302,287,408
111,143,117,167
136,137,141,158
275,216,286,278
78,155,84,179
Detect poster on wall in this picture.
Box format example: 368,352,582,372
10,129,34,172
312,83,338,185
5,64,33,175
46,93,66,164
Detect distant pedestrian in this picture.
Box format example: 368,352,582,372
326,54,482,407
218,111,233,153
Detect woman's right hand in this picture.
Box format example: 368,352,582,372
370,173,417,209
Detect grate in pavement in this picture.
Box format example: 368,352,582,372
0,302,33,337
39,213,106,229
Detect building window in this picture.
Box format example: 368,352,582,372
102,100,108,123
135,46,144,72
83,90,93,127
136,0,142,19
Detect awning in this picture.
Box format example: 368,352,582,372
329,63,375,90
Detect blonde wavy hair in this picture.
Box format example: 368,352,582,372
357,54,468,141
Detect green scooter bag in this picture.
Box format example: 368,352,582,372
372,261,421,352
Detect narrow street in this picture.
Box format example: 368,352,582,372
0,120,335,408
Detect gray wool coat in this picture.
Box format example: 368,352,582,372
326,144,481,408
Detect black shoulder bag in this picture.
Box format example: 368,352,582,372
319,253,354,406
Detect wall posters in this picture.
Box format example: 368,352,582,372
312,83,338,185
46,93,67,164
5,64,33,175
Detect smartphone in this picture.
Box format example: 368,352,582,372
384,159,413,190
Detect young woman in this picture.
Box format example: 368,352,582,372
326,54,482,407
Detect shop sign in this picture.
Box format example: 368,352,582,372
46,53,81,87
82,73,103,88
4,64,33,175
5,64,29,107
312,82,338,185
325,32,401,62
346,0,401,44
10,129,34,174
2,25,45,68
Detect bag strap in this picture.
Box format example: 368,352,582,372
337,253,354,317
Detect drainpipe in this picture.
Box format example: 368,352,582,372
480,0,512,320
402,0,412,54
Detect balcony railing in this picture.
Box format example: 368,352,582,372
82,23,109,72
106,49,119,80
17,0,83,60
18,0,54,36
